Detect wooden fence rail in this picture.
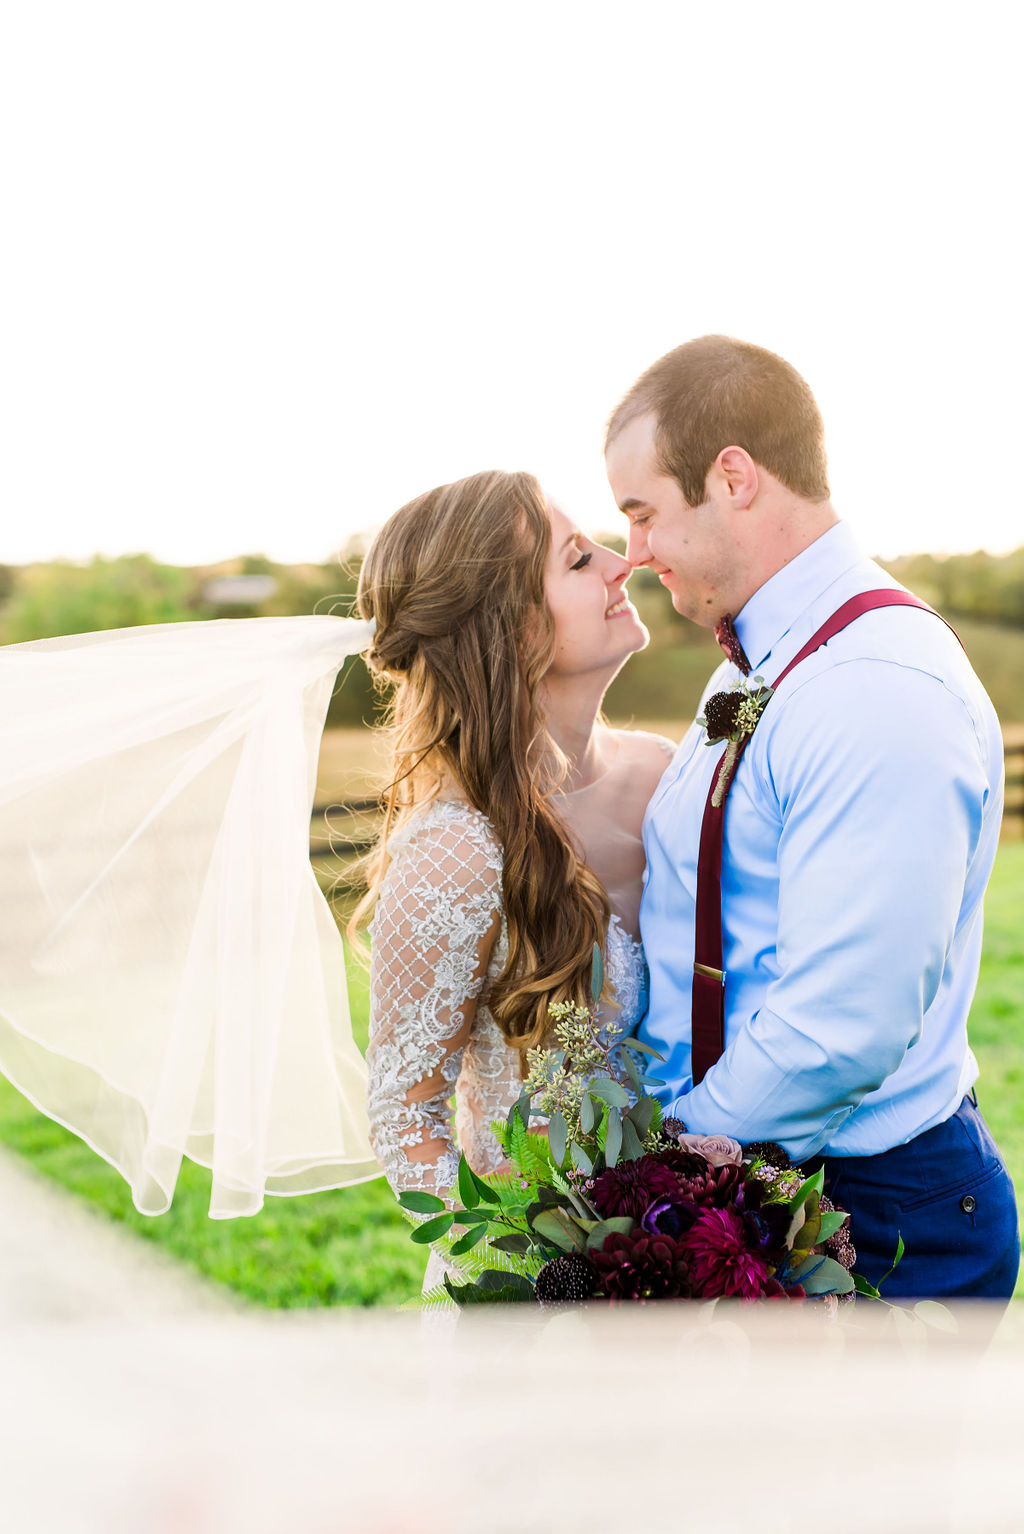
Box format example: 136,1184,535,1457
311,732,1024,860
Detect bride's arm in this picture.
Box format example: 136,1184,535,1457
365,810,503,1205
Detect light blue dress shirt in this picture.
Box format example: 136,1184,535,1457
640,522,1004,1162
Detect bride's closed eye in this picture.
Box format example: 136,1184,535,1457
569,551,593,571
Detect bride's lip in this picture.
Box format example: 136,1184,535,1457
605,595,635,618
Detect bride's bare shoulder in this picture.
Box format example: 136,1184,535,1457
609,726,676,765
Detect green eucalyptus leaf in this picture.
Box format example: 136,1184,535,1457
587,1078,630,1108
457,1157,480,1209
469,1167,500,1207
815,1210,850,1245
584,1217,634,1251
450,1206,490,1226
799,1256,855,1296
449,1225,488,1256
913,1300,959,1335
591,942,604,1003
626,1096,657,1139
637,1075,667,1089
410,1212,456,1245
448,1271,536,1305
548,1113,568,1166
531,1208,587,1254
443,1274,471,1307
490,1232,533,1255
620,1118,644,1161
620,1050,642,1094
853,1272,882,1300
398,1190,447,1215
570,1140,594,1175
580,1093,596,1134
619,1038,665,1059
604,1109,622,1168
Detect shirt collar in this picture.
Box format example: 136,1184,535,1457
732,521,865,674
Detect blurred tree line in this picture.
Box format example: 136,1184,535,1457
1,541,1021,728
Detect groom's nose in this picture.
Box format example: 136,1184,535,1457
626,521,651,567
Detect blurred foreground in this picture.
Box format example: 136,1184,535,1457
4,1147,1022,1532
3,1297,1022,1533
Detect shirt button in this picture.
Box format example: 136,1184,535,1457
960,1194,977,1214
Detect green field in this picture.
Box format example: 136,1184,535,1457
0,841,1021,1308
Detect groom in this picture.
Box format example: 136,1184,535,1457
605,336,1019,1300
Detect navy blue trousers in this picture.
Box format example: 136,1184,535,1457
819,1096,1020,1301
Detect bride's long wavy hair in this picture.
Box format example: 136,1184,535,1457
352,469,610,1057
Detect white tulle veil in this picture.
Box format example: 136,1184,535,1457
0,616,381,1217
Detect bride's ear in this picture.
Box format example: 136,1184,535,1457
711,446,759,510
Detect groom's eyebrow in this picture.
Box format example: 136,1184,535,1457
618,498,646,514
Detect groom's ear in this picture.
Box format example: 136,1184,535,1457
710,446,759,510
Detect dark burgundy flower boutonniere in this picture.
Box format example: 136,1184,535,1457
698,675,774,807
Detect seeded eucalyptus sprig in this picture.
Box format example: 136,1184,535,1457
698,675,774,808
519,944,666,1178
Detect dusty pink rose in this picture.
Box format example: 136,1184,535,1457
675,1133,743,1168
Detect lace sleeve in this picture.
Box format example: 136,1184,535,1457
365,804,503,1204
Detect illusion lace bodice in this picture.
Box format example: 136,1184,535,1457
365,798,649,1206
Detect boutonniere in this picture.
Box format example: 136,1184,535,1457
698,676,774,808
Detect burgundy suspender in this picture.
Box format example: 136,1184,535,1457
689,589,958,1087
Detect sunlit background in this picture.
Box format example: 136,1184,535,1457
2,1,1022,566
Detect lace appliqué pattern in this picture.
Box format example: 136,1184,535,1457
365,799,648,1214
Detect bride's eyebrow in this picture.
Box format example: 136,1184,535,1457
559,531,584,553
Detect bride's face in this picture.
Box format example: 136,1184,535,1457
541,503,648,683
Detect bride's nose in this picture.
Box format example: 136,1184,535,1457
602,545,632,584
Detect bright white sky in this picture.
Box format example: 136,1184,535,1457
2,2,1021,567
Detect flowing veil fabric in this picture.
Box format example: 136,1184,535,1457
0,615,381,1217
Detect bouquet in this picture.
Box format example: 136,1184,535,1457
399,948,866,1309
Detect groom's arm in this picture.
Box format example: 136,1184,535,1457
669,656,996,1161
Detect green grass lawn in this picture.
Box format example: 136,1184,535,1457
1,843,1022,1307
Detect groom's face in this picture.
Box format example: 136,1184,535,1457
605,411,732,627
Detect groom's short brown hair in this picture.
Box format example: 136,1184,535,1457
605,336,830,508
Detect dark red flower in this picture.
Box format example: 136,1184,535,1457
702,690,745,740
761,1279,806,1302
681,1207,773,1300
590,1156,682,1220
674,1158,743,1209
589,1229,693,1302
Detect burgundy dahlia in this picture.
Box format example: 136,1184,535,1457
681,1207,773,1300
590,1156,682,1220
674,1158,743,1210
589,1229,693,1302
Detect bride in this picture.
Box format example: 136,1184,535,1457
0,468,670,1228
354,469,672,1216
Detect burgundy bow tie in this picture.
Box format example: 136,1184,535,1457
713,614,751,676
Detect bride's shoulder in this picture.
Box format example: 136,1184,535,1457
385,797,503,867
607,726,677,777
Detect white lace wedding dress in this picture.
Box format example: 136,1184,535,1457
363,731,673,1287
